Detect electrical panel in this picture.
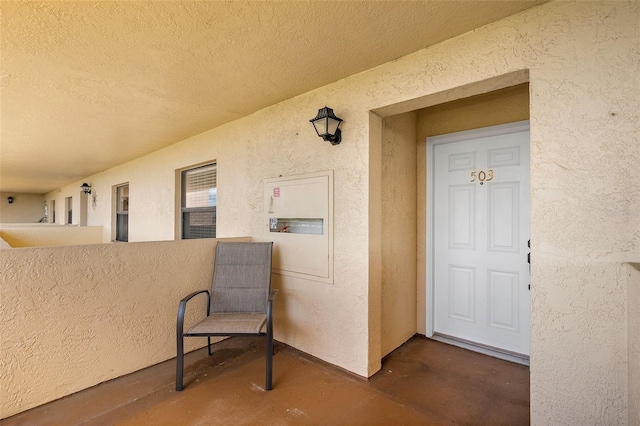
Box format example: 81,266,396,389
264,171,333,283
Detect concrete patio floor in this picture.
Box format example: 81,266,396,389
2,335,529,425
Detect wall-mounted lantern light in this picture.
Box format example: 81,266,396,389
7,196,14,204
310,106,343,145
81,183,92,195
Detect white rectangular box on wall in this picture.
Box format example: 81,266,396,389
264,170,333,283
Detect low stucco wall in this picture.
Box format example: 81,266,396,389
0,237,11,249
629,263,640,426
0,236,249,419
0,224,104,248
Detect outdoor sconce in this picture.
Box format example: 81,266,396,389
310,106,343,145
7,196,14,204
81,183,92,195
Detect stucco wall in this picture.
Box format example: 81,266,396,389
0,224,104,248
0,237,249,418
368,112,384,375
0,237,11,249
630,263,640,426
415,84,530,334
43,190,88,226
38,1,639,423
46,88,375,379
381,112,417,357
0,192,45,223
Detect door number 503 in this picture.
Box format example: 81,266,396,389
470,170,494,184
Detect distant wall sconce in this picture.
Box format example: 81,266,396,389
7,196,14,204
310,106,343,145
81,182,92,195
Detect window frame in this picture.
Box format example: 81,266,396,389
65,196,73,224
114,183,129,242
179,162,217,240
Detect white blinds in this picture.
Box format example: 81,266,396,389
116,184,129,213
184,164,217,208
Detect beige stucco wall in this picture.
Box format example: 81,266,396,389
0,237,11,249
43,190,89,226
0,224,103,248
381,112,417,357
415,84,530,334
531,261,630,423
630,263,640,426
368,112,384,374
0,237,249,418
417,83,530,140
36,1,639,423
0,192,45,223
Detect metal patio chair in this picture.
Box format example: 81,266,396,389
176,241,277,391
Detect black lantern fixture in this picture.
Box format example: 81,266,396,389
310,106,343,145
81,182,92,194
7,196,14,204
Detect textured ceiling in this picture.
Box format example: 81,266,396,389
0,0,546,194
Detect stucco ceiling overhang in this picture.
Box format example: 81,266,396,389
0,0,546,194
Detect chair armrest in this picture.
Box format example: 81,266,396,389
266,289,278,327
177,290,210,336
180,290,210,305
268,289,279,302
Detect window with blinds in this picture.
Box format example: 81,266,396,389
181,163,217,239
115,184,129,242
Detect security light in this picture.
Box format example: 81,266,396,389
310,106,343,145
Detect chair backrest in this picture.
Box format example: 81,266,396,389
211,242,273,313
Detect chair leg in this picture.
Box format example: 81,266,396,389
176,334,184,391
266,326,274,390
208,336,212,356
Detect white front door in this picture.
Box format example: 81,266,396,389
431,121,530,356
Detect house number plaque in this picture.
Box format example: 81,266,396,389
470,169,494,185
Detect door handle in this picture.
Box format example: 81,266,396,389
527,239,531,290
527,239,531,266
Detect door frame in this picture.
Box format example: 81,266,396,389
425,120,530,362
